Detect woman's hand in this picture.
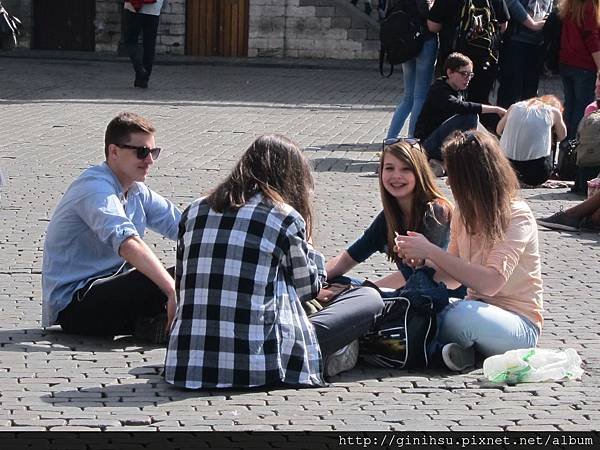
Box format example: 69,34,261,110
395,231,436,261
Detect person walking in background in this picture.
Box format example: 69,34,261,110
497,95,567,186
385,0,438,139
124,0,165,88
558,0,600,140
496,0,553,108
427,0,509,108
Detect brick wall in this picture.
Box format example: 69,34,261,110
3,0,377,60
248,0,379,59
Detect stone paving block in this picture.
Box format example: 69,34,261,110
0,58,597,431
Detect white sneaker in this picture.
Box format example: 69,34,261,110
325,340,359,377
442,343,475,371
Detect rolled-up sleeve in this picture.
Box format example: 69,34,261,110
77,191,139,255
283,218,326,303
142,187,182,241
485,211,532,281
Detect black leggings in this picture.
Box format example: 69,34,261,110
57,267,173,336
509,155,553,186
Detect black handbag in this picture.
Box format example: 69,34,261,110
554,139,579,181
360,292,436,369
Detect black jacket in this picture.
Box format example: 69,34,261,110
414,78,483,140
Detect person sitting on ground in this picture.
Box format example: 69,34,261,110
326,140,453,290
414,53,506,176
396,130,542,372
164,135,384,389
497,95,567,186
42,112,181,343
537,188,600,231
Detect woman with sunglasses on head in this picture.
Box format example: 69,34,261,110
413,52,506,176
326,140,453,291
396,130,542,372
164,135,383,389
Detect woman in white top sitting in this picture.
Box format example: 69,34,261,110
497,95,567,186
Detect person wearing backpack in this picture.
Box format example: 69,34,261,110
496,0,553,108
427,0,509,108
385,0,438,139
558,0,600,141
414,52,506,175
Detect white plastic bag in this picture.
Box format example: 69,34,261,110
483,348,584,384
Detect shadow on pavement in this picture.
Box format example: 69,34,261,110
0,327,164,353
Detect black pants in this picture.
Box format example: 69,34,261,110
57,267,173,337
124,10,160,79
509,155,553,186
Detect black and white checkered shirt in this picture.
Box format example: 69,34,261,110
164,193,327,388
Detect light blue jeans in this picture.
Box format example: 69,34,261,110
386,35,438,139
437,299,539,357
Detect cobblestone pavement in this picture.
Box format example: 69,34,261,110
0,56,598,432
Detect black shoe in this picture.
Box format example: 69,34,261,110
134,313,168,344
134,77,148,88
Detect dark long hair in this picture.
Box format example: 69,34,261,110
442,130,520,245
206,134,316,238
379,141,452,263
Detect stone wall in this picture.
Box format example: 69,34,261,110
248,0,379,59
2,0,378,60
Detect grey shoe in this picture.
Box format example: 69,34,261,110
325,340,359,377
537,209,581,232
442,343,475,372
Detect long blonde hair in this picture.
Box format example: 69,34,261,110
379,142,452,263
442,130,519,245
558,0,600,27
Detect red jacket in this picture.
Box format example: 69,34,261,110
129,0,156,12
560,1,600,71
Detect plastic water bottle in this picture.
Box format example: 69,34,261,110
483,348,584,384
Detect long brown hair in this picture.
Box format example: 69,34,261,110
206,134,316,238
442,130,520,244
558,0,600,27
379,142,452,263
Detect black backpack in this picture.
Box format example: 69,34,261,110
379,0,426,77
542,9,561,75
453,0,501,68
360,292,437,369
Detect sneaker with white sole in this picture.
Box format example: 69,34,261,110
537,209,581,232
325,340,359,377
442,343,475,372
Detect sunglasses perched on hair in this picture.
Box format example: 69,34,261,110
117,144,162,160
382,137,421,150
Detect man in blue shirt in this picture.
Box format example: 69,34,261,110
42,112,181,343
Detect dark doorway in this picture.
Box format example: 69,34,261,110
186,0,249,57
33,0,95,51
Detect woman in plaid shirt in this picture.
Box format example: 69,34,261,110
164,135,383,389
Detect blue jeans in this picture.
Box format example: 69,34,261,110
560,64,596,140
422,113,479,161
437,299,539,357
386,36,438,139
497,40,543,108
